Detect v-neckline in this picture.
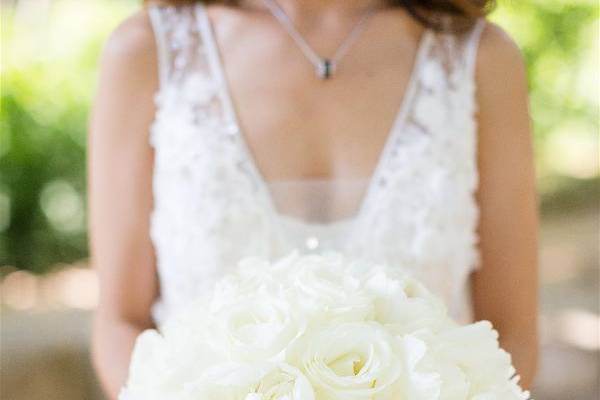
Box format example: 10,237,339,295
196,3,432,227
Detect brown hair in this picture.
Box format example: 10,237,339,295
145,0,495,32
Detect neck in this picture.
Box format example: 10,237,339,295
242,0,390,18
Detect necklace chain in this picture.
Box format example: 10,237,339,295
261,0,379,79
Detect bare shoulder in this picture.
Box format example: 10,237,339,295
100,8,157,81
473,20,533,174
475,21,528,88
90,8,159,144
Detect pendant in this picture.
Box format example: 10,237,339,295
316,59,335,79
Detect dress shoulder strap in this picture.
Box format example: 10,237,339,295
424,18,487,89
147,4,204,89
463,18,487,81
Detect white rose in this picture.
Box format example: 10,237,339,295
391,334,442,400
267,251,351,288
414,321,530,400
435,321,514,389
227,250,308,291
362,272,448,334
290,264,373,326
470,381,531,400
264,252,373,326
119,331,169,400
207,288,306,362
120,329,221,400
286,321,403,399
192,362,315,400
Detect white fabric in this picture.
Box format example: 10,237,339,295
147,3,486,327
267,178,369,222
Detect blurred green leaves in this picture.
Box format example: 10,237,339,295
492,0,599,184
1,0,136,272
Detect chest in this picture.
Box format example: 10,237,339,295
206,6,426,180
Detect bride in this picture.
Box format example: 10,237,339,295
88,0,539,398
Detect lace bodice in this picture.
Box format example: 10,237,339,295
147,3,486,327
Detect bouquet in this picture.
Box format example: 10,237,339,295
120,251,531,400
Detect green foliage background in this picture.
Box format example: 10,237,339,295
1,0,598,273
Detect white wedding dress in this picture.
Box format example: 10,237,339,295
147,3,486,328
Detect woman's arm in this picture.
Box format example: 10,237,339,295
88,9,159,400
472,22,540,390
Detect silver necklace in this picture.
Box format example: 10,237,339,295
261,0,379,79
